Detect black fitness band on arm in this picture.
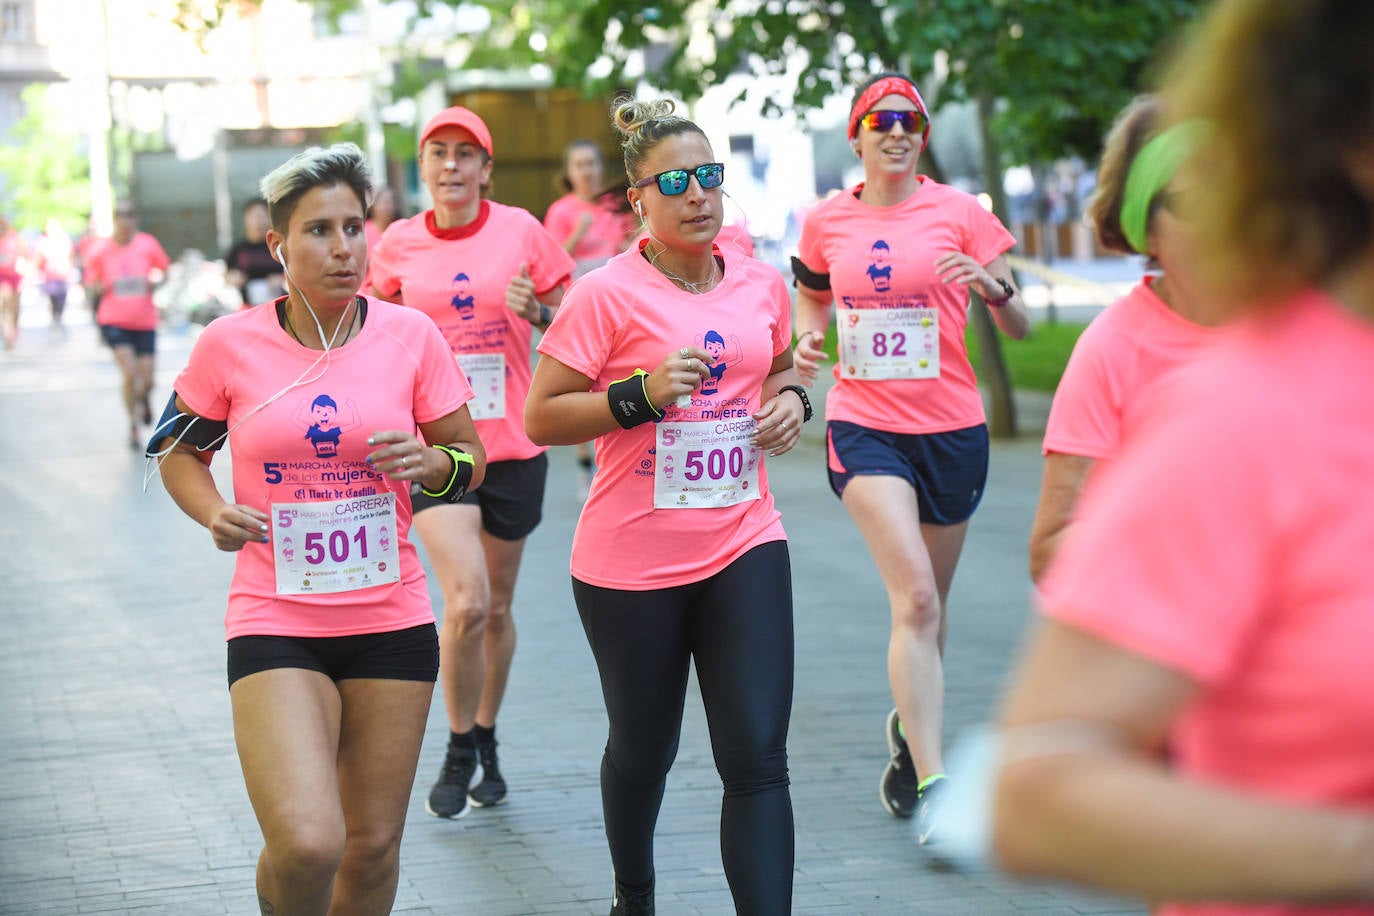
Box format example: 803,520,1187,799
145,391,229,457
790,256,831,291
422,444,475,503
607,368,663,429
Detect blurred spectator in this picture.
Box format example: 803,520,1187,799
224,198,284,307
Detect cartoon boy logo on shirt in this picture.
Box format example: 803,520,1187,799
293,393,361,458
866,240,893,292
451,272,476,321
697,330,744,396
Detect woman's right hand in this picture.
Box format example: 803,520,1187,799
792,330,827,386
208,503,271,552
647,346,712,409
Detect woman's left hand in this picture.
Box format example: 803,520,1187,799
935,252,1001,301
505,263,540,323
366,430,431,483
751,393,804,457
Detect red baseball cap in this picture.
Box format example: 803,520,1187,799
419,106,493,157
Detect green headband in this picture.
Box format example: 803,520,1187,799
1119,120,1207,255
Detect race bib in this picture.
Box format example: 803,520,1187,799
838,307,939,380
654,420,761,509
111,275,150,297
271,494,401,595
457,352,505,420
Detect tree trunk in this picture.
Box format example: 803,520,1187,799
973,90,1018,439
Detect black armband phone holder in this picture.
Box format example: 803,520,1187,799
145,391,229,458
607,368,663,429
422,445,475,503
790,256,831,291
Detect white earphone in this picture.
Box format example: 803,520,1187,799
635,201,643,217
276,243,285,265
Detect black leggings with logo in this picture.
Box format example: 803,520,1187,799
573,540,795,914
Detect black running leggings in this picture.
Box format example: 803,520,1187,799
573,540,795,914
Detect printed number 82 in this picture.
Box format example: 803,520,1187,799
872,332,907,357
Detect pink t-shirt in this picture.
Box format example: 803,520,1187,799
1043,276,1219,461
88,232,170,330
797,178,1017,434
173,297,473,640
0,229,25,283
1039,291,1374,916
543,192,632,277
361,218,384,293
536,241,791,590
370,202,574,462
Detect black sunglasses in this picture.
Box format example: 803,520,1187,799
633,163,725,196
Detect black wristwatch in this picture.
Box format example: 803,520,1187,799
778,384,813,423
985,278,1015,307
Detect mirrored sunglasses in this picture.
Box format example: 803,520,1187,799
859,110,928,135
633,162,725,196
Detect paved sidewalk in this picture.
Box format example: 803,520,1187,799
0,320,1142,915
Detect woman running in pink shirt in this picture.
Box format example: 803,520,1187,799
994,2,1374,913
544,139,635,498
791,71,1029,844
85,201,170,447
152,142,485,915
527,96,808,916
1028,95,1221,582
369,106,575,820
0,212,23,350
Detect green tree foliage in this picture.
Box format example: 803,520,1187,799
0,85,92,232
461,0,1199,165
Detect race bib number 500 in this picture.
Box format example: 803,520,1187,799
654,421,761,509
271,494,400,595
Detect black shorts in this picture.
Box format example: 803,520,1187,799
825,420,989,525
99,324,157,355
410,452,547,541
226,623,439,688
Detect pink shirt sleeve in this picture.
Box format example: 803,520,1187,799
1041,320,1122,460
959,193,1017,266
1039,369,1277,685
367,219,410,298
796,203,830,277
543,195,577,244
519,210,575,295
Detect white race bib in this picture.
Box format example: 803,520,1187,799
456,352,506,420
838,307,939,380
271,494,401,595
654,420,762,509
111,275,150,297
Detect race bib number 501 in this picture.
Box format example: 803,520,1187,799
271,494,400,595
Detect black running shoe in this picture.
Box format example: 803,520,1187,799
609,875,654,916
880,707,919,818
469,740,507,808
916,775,948,846
426,745,477,819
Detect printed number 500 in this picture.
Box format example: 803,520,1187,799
684,447,746,481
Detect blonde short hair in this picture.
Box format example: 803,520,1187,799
259,143,372,235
